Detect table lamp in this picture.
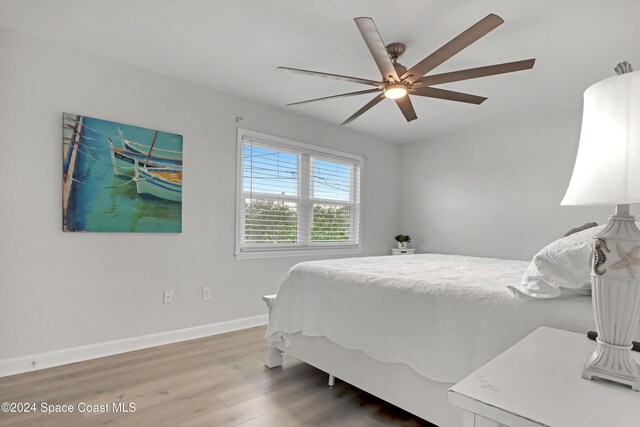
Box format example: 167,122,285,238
562,61,640,390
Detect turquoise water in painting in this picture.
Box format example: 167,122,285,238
65,114,183,232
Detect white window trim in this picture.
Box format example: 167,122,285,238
235,128,364,260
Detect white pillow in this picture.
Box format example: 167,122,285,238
510,225,606,298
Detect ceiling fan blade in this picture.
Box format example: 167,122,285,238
341,93,386,125
277,67,383,87
354,17,399,82
415,59,535,87
412,87,487,104
402,13,504,84
287,88,382,106
395,97,418,122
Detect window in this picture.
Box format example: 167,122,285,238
236,129,362,258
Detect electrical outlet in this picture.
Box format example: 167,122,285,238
202,286,212,301
163,290,173,304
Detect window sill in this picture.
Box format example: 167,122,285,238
235,247,362,260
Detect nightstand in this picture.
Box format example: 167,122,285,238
448,327,640,427
391,248,415,255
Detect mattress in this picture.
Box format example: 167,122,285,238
266,254,595,383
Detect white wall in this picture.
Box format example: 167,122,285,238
0,27,402,362
401,108,613,261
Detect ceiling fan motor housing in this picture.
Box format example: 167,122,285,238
394,64,408,78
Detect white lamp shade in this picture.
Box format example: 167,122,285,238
562,70,640,206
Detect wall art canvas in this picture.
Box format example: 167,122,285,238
62,113,183,232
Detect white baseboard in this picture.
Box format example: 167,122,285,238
0,314,268,378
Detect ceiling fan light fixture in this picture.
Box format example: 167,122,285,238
384,84,408,99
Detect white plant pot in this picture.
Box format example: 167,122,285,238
397,242,407,249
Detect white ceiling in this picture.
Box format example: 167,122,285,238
1,0,639,143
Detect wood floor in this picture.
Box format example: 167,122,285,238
0,326,433,426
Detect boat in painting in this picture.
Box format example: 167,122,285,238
134,163,182,203
109,129,182,178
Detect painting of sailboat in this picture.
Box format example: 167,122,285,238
62,113,183,232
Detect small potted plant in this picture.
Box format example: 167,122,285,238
394,234,411,249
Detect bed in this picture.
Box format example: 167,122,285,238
262,252,597,426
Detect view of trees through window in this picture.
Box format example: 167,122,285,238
244,200,351,244
311,204,351,242
244,200,297,244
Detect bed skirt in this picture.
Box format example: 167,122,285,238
272,332,461,427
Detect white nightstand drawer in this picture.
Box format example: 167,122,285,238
391,248,415,255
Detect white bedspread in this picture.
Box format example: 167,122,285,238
266,254,595,383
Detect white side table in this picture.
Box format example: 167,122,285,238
391,248,415,255
448,327,640,427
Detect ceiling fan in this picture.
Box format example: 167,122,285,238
278,14,535,125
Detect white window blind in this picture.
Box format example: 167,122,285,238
237,129,362,256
